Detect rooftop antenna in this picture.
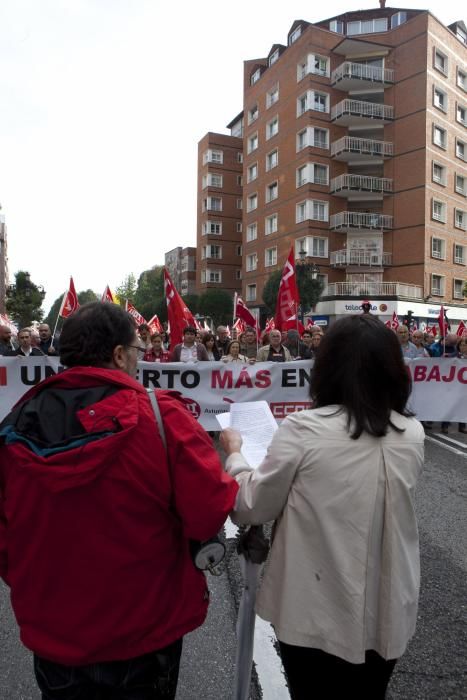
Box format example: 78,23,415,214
379,0,386,8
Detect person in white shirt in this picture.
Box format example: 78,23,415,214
170,326,209,362
221,315,424,699
8,329,44,357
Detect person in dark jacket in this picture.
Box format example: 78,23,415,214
7,328,44,356
38,323,59,355
0,302,238,700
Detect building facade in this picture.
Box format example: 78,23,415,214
164,246,197,297
196,6,467,327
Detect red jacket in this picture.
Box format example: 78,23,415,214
0,367,238,665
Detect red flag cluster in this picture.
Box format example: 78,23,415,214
59,277,79,319
163,268,197,347
274,247,300,332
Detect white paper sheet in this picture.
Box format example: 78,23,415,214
216,401,277,468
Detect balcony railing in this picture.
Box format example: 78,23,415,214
322,282,424,299
332,62,394,86
330,211,393,230
330,174,393,196
330,249,392,267
331,136,393,159
331,99,394,122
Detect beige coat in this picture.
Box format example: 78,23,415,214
225,406,424,663
256,344,292,362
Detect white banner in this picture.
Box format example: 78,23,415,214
0,357,465,428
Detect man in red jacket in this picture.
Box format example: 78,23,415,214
0,302,238,700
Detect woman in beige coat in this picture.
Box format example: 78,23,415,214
221,315,424,699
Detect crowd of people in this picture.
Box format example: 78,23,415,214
0,303,438,699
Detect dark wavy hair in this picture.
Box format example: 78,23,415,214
310,315,413,439
60,302,137,368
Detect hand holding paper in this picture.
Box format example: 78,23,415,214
217,401,278,468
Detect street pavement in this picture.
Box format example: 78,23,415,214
0,434,466,699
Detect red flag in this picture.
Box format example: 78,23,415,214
283,315,305,335
147,314,164,334
390,311,400,329
438,305,450,336
456,320,466,337
264,317,275,334
274,247,300,332
305,318,315,329
234,293,257,328
59,277,79,318
163,268,197,347
232,318,246,334
101,285,116,303
125,300,147,327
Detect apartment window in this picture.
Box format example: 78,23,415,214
236,270,242,280
453,279,465,299
266,84,279,108
297,128,308,150
313,127,329,149
297,93,308,116
296,199,329,223
246,284,257,302
237,152,243,163
457,103,467,126
289,25,301,44
458,68,467,91
269,49,279,66
432,162,446,185
266,116,279,139
431,237,446,259
246,253,258,271
247,193,258,212
248,104,259,124
203,149,223,165
434,86,447,112
433,125,447,149
312,200,328,221
330,19,344,33
266,149,278,171
265,213,278,235
455,209,467,230
313,91,329,113
236,222,243,233
456,139,467,161
265,247,278,267
297,54,328,80
247,132,258,154
266,181,278,202
203,196,222,212
236,245,242,256
247,163,258,183
431,274,445,296
296,202,307,223
202,269,222,283
296,162,329,187
455,174,467,195
202,173,222,188
434,49,448,76
237,175,243,186
297,59,307,81
203,221,222,235
432,200,446,222
454,243,466,264
246,222,257,242
313,55,328,76
311,237,328,257
237,198,243,209
251,68,261,85
391,11,407,28
202,244,222,259
347,18,388,35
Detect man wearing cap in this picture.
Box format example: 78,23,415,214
170,326,209,362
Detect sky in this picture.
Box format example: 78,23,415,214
0,0,464,313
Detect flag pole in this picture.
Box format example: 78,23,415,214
233,292,237,330
51,290,67,346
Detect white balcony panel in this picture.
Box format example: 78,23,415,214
331,136,393,162
330,174,393,199
330,249,392,267
330,211,393,230
331,99,394,126
322,282,423,299
331,62,394,91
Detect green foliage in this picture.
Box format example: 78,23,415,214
464,280,467,297
134,266,166,322
197,288,233,326
6,271,45,328
262,270,282,316
115,273,137,304
43,289,98,328
181,294,199,316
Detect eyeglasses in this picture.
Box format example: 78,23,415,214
126,344,142,352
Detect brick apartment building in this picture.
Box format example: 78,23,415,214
196,5,467,327
164,246,197,297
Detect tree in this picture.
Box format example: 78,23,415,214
198,289,233,327
6,271,45,328
43,289,99,329
262,268,324,318
464,280,467,297
134,266,166,322
115,273,137,305
262,270,282,316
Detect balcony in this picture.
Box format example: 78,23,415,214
331,62,394,91
331,99,394,127
322,282,423,300
330,211,393,231
330,174,393,199
331,136,393,162
330,249,392,267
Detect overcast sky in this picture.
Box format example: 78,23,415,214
0,0,462,312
